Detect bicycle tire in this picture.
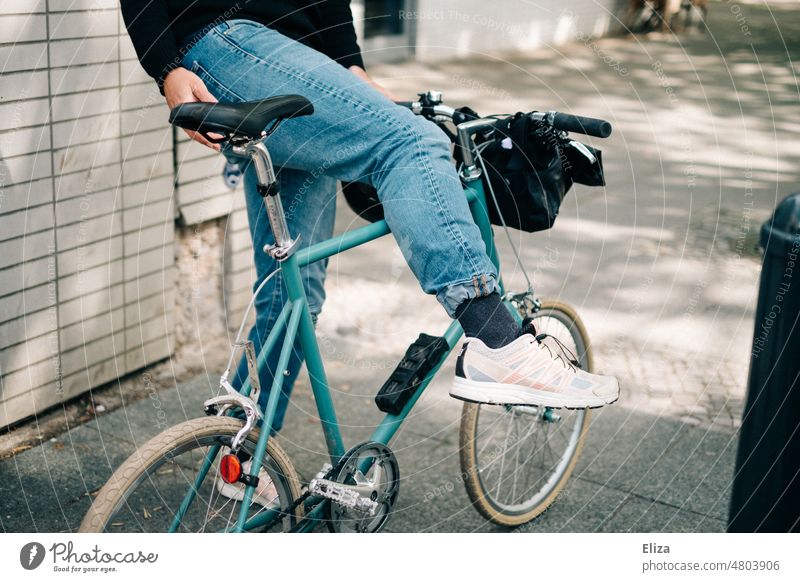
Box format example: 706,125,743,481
80,416,303,532
458,299,593,527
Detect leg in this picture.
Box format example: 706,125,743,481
181,20,498,316
230,165,336,433
183,21,619,410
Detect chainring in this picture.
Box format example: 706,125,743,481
325,441,400,533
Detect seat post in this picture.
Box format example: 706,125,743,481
244,140,300,261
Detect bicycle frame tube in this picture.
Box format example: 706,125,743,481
292,182,495,269
366,179,502,442
234,178,502,531
296,218,391,267
254,179,502,445
282,253,346,460
369,317,464,443
234,299,304,532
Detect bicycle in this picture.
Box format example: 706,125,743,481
622,0,707,34
80,91,612,533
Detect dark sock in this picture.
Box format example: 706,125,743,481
455,292,520,348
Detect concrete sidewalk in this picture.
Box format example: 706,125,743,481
0,370,732,533
3,0,796,533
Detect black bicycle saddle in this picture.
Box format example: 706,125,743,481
169,95,313,140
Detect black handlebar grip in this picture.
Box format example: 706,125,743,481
551,113,612,138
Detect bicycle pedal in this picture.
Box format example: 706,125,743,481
375,333,449,415
308,478,378,515
312,463,333,481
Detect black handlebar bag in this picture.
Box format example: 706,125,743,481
470,111,606,233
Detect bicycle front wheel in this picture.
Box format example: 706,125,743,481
80,417,303,532
459,299,593,527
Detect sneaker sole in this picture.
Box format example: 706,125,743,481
450,376,619,409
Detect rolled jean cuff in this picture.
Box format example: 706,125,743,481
438,274,499,318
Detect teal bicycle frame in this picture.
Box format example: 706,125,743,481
171,132,508,533
255,182,499,532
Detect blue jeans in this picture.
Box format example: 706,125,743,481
181,20,498,431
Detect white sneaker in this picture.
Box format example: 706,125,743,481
451,333,620,408
216,458,280,509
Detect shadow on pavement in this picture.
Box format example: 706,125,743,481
0,370,733,533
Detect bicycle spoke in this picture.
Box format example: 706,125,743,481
481,415,505,488
477,407,511,458
508,412,545,504
493,412,517,499
510,422,523,502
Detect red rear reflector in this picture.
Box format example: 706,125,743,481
219,454,242,484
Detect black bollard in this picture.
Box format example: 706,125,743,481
728,193,800,532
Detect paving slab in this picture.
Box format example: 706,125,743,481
576,407,736,521
86,375,215,446
600,496,727,533
0,424,127,533
0,371,737,533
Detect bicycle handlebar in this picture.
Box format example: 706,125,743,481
396,95,613,139
396,92,612,179
548,112,612,138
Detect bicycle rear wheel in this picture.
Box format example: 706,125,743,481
459,299,593,527
80,417,302,532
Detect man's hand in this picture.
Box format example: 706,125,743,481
163,67,220,150
348,65,399,101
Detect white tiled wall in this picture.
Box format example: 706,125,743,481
0,2,177,427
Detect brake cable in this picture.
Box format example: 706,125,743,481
473,143,535,296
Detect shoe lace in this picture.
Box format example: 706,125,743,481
537,338,579,374
518,318,578,372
